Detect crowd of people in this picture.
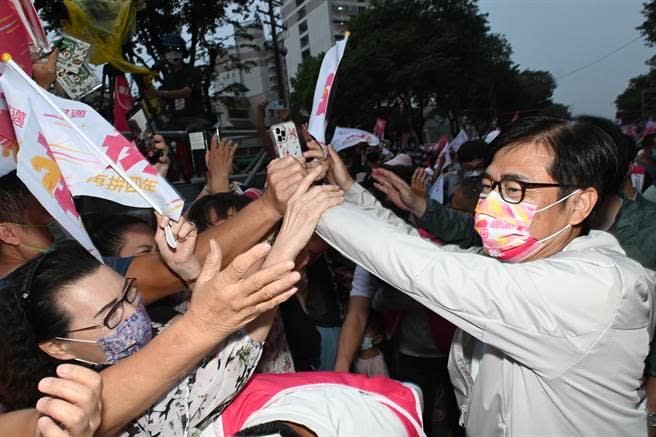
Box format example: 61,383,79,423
2,35,656,437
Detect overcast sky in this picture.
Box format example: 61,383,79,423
478,0,653,119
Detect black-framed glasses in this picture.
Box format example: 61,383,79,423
20,251,52,305
67,278,138,333
480,175,579,204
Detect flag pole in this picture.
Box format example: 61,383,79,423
2,54,165,216
3,54,179,247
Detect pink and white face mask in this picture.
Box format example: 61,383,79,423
474,189,579,263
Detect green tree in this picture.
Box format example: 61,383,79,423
615,1,656,122
35,0,255,113
288,0,563,139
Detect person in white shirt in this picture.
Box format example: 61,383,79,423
305,116,656,436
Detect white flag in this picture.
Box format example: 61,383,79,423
308,35,349,145
443,129,469,167
331,126,379,152
0,61,184,221
1,88,99,258
0,96,18,177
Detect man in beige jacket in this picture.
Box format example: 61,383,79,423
314,116,656,436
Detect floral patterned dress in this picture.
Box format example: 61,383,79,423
121,323,263,437
255,313,295,374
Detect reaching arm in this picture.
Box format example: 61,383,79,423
157,86,193,99
317,183,628,379
0,410,38,437
246,166,344,342
97,242,300,436
417,199,481,248
130,156,307,304
334,296,370,372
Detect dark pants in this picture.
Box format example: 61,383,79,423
396,354,464,437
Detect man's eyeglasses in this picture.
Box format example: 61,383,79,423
480,175,579,204
66,278,139,333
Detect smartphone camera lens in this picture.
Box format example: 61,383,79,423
275,128,281,134
277,135,283,142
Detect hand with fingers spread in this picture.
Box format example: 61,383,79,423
206,135,238,194
33,48,60,90
185,241,301,339
35,364,102,437
269,166,344,262
155,213,201,283
261,155,308,217
411,168,429,199
372,167,427,217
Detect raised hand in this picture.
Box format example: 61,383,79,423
206,135,238,194
372,168,427,217
35,364,103,437
261,155,307,217
270,166,344,262
33,48,59,90
411,167,429,198
154,213,201,283
186,241,301,338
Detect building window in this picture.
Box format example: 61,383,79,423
301,48,311,60
297,6,306,20
300,34,309,48
299,20,308,34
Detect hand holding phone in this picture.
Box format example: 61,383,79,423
270,122,303,159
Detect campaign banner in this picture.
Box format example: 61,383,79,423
2,88,99,258
331,126,380,152
0,59,184,221
308,34,349,145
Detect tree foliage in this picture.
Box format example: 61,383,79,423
289,0,564,138
35,0,256,113
639,0,656,46
616,2,656,122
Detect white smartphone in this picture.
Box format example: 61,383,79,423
270,121,302,158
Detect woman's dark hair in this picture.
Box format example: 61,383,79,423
0,241,102,410
83,214,152,257
488,116,622,215
234,421,302,437
188,193,251,232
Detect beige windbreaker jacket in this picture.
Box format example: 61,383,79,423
317,183,656,437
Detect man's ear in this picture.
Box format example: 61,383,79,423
568,188,598,226
0,223,20,246
38,340,77,361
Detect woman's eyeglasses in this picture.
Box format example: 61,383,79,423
66,278,139,333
